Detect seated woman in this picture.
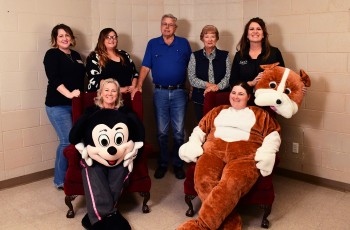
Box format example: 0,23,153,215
178,81,281,230
69,78,144,230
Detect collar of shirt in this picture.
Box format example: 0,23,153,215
203,47,216,60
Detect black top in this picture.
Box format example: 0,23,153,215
44,48,85,107
230,46,285,85
86,50,139,92
192,49,230,104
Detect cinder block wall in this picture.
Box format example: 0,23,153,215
0,0,349,185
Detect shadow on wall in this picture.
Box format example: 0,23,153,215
217,29,234,55
176,19,201,139
118,32,159,150
177,18,191,39
72,27,90,61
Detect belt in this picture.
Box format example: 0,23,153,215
154,84,184,90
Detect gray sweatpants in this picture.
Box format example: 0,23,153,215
81,159,129,225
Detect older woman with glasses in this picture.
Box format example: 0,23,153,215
188,25,231,122
86,28,139,93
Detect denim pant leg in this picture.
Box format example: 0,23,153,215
46,105,72,187
153,89,170,167
170,89,187,167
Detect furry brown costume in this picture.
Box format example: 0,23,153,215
255,63,311,118
178,64,310,230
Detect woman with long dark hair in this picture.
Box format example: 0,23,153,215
86,28,139,93
230,17,285,90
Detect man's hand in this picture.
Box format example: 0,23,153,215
131,87,142,100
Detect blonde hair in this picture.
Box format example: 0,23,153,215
94,78,123,109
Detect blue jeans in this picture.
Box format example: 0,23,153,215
153,88,187,168
46,105,72,187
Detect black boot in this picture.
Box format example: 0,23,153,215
81,213,92,229
90,211,131,230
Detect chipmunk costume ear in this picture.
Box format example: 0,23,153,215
254,63,311,118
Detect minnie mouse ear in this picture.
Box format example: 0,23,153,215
125,111,145,143
69,111,90,145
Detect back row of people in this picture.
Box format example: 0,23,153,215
43,14,284,190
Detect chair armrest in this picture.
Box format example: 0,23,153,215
131,91,143,121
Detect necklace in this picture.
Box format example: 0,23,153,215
66,53,74,62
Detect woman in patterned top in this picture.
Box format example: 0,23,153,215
86,28,139,93
187,25,231,122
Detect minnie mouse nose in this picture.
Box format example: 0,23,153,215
276,99,282,105
107,146,117,155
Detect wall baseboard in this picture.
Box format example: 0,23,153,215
0,169,54,190
275,167,350,192
0,167,349,192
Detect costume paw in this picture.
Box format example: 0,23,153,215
75,142,93,166
255,151,275,176
123,141,143,172
179,142,203,163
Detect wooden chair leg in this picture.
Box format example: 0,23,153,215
65,195,78,218
260,204,271,228
139,192,150,213
185,194,197,217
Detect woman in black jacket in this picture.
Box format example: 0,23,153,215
230,17,285,97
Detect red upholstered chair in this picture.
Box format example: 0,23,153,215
63,91,152,218
184,91,280,229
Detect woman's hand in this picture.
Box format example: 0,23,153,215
248,72,263,87
70,89,80,98
128,85,135,92
302,86,307,96
204,84,219,95
120,86,135,93
120,87,129,93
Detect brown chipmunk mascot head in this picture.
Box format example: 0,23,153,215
255,63,311,118
177,63,311,230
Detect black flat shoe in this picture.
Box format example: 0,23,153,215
154,166,167,179
82,213,92,229
174,166,185,179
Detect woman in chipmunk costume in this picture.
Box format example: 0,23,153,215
178,81,281,230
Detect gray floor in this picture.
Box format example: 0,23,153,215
1,159,350,230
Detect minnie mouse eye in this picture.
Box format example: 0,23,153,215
284,88,291,95
98,134,110,147
269,81,277,89
114,133,124,145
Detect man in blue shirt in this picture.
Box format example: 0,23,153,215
132,14,192,179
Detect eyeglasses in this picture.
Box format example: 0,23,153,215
161,23,176,28
106,35,118,40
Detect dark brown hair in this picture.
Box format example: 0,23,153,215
50,24,76,47
93,28,124,68
236,17,271,61
231,80,253,96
